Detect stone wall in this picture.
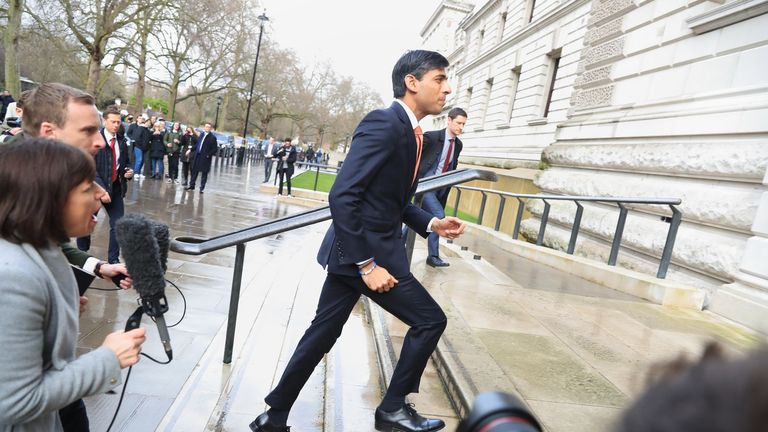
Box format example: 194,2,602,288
528,0,768,329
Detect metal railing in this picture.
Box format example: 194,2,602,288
450,186,682,279
170,168,497,363
292,162,341,191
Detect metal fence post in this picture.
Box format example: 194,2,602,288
494,196,506,231
453,189,462,217
478,192,488,226
608,203,628,266
657,205,682,278
567,201,583,255
513,197,525,240
223,243,246,364
536,199,550,246
313,165,320,191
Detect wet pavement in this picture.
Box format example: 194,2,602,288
75,156,767,432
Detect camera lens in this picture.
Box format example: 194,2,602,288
456,392,542,432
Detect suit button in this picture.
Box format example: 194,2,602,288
110,378,118,385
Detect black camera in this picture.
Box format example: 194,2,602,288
456,392,542,432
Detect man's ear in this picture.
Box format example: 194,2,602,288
39,122,57,139
404,74,419,94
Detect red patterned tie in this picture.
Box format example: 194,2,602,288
412,126,423,184
442,138,454,173
110,137,117,182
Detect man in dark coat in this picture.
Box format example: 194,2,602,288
250,50,465,432
275,138,297,196
76,106,133,263
414,107,466,267
186,122,218,193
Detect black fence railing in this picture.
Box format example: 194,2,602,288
450,186,682,279
170,168,497,363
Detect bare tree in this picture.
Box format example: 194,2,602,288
2,0,23,97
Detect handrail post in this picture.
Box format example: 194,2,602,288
453,189,462,217
223,243,246,364
406,194,423,264
657,205,682,278
608,203,628,266
567,201,583,255
513,197,525,240
478,191,488,226
313,165,320,191
494,196,506,231
537,199,550,246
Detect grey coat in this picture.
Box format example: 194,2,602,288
0,239,122,432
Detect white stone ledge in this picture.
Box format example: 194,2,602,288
542,141,768,182
687,0,768,34
535,168,761,231
522,199,746,282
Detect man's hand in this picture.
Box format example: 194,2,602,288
100,192,112,204
99,263,133,289
124,168,134,179
360,263,398,293
79,296,89,316
432,216,465,240
103,328,146,368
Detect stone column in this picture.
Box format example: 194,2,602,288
711,168,768,334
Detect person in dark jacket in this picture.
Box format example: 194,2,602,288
276,138,297,197
148,122,166,179
164,122,182,183
132,118,151,179
186,122,217,193
179,126,197,187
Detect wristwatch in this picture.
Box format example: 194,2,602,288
94,261,106,279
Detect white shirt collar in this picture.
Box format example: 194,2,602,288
394,99,419,129
104,129,115,142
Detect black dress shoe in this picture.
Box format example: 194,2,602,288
185,186,194,191
375,404,445,432
249,412,290,432
426,256,449,267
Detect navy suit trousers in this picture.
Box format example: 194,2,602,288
265,272,446,411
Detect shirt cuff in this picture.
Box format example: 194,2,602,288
427,217,438,233
83,257,100,275
356,257,374,267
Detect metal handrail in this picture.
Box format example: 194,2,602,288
450,185,683,279
170,168,497,363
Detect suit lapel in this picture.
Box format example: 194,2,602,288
390,102,418,200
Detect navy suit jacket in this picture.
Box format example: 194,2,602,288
191,132,218,173
417,128,463,207
317,102,433,278
94,129,131,197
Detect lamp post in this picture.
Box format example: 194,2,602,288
242,12,269,141
214,95,223,130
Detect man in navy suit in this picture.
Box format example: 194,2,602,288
76,105,133,264
415,107,467,267
250,50,464,432
185,121,218,193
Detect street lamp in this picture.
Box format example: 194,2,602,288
214,95,223,130
242,12,269,141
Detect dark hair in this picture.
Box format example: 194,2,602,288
204,121,212,127
22,83,96,137
103,105,121,119
0,139,96,247
16,90,30,110
616,343,768,432
391,50,449,98
448,107,467,119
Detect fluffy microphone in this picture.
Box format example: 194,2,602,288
116,213,173,360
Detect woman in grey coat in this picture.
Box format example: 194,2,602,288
0,139,146,432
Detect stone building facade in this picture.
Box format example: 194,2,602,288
421,0,768,333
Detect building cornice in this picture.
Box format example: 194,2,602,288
459,0,502,30
687,0,768,34
420,1,476,37
457,0,591,75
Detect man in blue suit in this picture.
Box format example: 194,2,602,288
250,50,464,432
414,107,467,267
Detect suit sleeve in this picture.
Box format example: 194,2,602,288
403,204,433,238
287,148,297,163
328,110,396,264
93,150,109,191
60,242,92,267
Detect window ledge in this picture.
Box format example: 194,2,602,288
527,118,548,126
495,124,511,130
687,0,768,34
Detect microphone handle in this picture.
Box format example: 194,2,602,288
154,315,173,361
